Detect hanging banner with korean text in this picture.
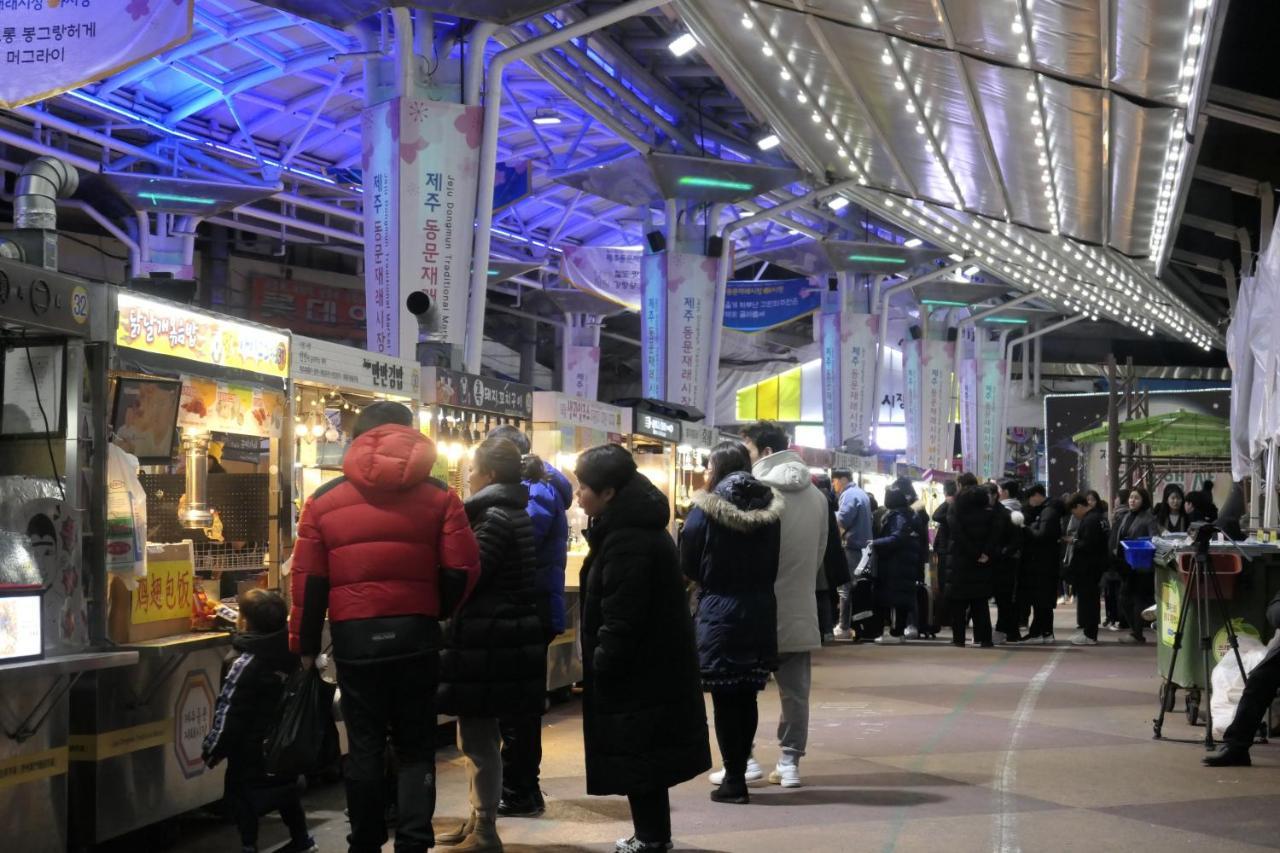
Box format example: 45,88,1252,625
819,293,841,452
563,319,601,402
0,0,194,109
723,277,821,333
840,310,878,452
666,252,718,411
362,97,482,356
640,253,666,400
903,340,922,467
959,346,979,474
920,339,955,472
562,246,643,311
978,341,1006,481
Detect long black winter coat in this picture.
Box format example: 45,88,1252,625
871,507,925,608
581,474,711,796
1067,508,1109,584
1019,499,1064,603
946,487,999,601
438,482,546,718
202,628,298,782
680,471,781,691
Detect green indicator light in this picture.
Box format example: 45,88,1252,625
983,317,1029,325
139,191,217,205
676,175,754,191
847,254,906,264
487,269,500,276
921,299,969,307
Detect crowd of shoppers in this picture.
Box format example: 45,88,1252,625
203,406,1235,853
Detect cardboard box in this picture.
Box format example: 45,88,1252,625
107,541,195,643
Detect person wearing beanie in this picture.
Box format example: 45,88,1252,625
290,401,482,853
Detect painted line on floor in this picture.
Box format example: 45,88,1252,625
881,650,1016,853
992,647,1068,853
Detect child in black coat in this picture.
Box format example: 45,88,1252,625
202,589,315,853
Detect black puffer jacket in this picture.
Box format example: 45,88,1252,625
680,471,781,690
1020,499,1064,602
437,482,546,718
946,486,999,600
871,506,925,608
202,628,298,780
581,474,711,796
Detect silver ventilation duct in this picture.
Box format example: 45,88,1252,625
14,155,78,231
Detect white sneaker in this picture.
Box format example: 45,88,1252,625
903,626,920,640
1141,605,1158,623
992,630,1007,645
874,634,905,645
833,626,851,640
768,762,802,788
1069,632,1098,646
709,756,762,785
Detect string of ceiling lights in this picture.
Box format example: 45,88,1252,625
719,0,1218,349
1150,0,1216,260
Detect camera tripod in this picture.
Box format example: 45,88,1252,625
1152,523,1251,749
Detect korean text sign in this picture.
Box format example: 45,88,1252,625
116,293,290,379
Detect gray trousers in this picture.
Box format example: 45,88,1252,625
774,652,811,760
457,716,502,816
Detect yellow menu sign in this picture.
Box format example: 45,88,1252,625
132,559,195,625
116,292,289,379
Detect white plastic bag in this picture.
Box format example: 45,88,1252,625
1210,634,1270,740
105,442,147,584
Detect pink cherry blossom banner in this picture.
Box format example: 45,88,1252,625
362,97,482,355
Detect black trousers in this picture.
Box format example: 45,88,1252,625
338,655,439,853
628,788,671,845
710,689,758,781
1224,647,1280,748
1102,574,1126,627
1121,570,1155,640
1019,575,1057,638
500,637,552,796
1076,571,1102,639
879,604,911,637
949,597,993,646
994,579,1018,637
225,768,309,849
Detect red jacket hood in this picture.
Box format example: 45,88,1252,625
343,424,437,491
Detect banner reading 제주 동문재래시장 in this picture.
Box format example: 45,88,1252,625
0,1,194,109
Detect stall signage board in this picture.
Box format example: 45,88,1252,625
173,669,214,780
116,293,289,379
362,97,481,355
422,368,533,418
533,392,629,433
292,336,419,398
131,559,194,625
249,276,365,343
177,376,284,439
561,246,642,311
723,277,821,333
680,421,718,451
635,412,679,443
0,0,194,109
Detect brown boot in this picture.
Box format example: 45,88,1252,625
438,811,477,846
453,810,503,852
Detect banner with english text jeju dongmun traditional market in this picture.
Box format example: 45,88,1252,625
362,97,481,356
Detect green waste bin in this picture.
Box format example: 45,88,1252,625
1154,547,1275,724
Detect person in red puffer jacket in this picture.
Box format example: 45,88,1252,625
289,402,480,853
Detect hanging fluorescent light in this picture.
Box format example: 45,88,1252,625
756,133,780,151
962,265,979,277
676,175,754,191
948,253,964,262
139,191,217,205
903,237,923,248
983,317,1028,325
532,107,562,126
827,196,850,211
848,254,906,264
921,299,970,307
667,32,698,57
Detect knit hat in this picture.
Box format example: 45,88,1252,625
352,401,414,438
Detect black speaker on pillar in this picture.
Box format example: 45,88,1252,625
706,235,723,257
947,327,958,341
908,324,922,340
645,230,666,253
828,276,838,292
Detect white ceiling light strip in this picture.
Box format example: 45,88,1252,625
740,1,869,182
1150,0,1216,260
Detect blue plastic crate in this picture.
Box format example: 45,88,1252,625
1121,538,1155,570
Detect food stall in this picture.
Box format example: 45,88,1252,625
0,259,137,853
290,335,420,517
419,368,534,498
69,289,291,847
677,421,719,516
531,392,631,695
